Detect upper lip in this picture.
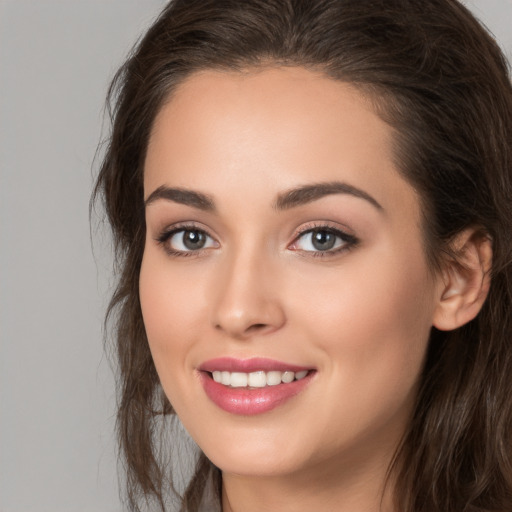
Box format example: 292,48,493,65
198,357,313,373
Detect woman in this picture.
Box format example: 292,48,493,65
93,0,512,511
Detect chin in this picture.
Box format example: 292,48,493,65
187,420,307,477
206,448,303,478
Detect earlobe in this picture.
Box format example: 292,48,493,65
432,229,492,331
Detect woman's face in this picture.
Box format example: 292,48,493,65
140,67,443,480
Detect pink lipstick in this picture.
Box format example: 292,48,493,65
198,357,315,415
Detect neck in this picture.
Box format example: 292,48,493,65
221,448,397,512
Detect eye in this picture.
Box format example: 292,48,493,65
290,226,357,254
157,226,218,255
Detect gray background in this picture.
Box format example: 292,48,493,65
0,1,510,511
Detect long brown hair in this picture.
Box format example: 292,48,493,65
93,1,512,510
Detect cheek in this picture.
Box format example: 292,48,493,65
290,246,436,400
138,248,209,389
280,251,436,459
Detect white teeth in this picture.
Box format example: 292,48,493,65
210,369,310,387
248,371,266,388
281,371,294,383
230,372,248,387
266,371,282,386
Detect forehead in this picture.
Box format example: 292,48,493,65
148,67,385,162
144,66,419,220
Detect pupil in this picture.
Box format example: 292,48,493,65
312,230,335,251
183,230,205,250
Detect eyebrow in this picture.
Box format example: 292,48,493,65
145,185,215,211
144,180,382,212
274,181,383,211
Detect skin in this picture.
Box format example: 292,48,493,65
139,67,489,512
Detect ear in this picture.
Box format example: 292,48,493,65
432,228,492,331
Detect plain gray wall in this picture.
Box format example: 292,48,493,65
0,3,165,512
0,1,510,511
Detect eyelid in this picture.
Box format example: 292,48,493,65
155,222,219,256
153,220,357,257
288,222,358,255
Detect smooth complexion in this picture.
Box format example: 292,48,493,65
139,67,488,512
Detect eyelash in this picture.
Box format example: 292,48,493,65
155,222,216,257
289,222,358,258
155,222,358,258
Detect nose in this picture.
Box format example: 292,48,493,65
211,249,286,340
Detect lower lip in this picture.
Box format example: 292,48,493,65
199,371,314,415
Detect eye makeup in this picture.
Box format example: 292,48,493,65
154,219,359,259
155,222,218,257
288,221,359,258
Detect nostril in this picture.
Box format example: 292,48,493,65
247,323,268,332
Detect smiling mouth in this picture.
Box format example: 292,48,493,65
198,357,315,414
209,369,310,388
199,362,315,415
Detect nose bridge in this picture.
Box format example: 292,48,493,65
212,239,285,338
